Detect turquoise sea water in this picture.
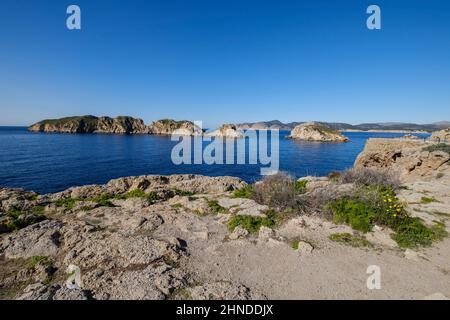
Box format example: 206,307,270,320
0,127,430,194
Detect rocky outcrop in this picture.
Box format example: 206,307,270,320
287,122,349,142
430,127,450,142
2,168,450,299
205,124,243,138
354,138,450,181
0,174,260,300
28,116,149,134
148,119,203,136
28,116,203,136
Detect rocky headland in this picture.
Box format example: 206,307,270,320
430,127,450,142
1,139,450,300
355,138,450,181
287,122,349,142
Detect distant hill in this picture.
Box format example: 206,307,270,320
235,120,450,132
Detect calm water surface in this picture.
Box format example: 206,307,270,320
0,127,430,194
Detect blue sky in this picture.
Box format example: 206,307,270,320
1,0,449,127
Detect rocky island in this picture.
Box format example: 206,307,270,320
205,124,243,138
1,139,449,300
287,122,349,142
28,116,202,136
148,119,203,136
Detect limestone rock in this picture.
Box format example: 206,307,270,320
2,220,62,259
354,138,450,182
258,226,275,240
430,127,450,142
229,226,249,240
148,119,202,136
287,122,349,142
296,241,314,255
205,124,243,138
28,115,149,134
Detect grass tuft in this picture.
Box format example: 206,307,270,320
329,233,373,248
227,215,275,234
231,185,253,199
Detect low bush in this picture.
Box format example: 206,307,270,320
421,197,439,204
338,168,400,191
232,185,253,199
27,256,51,269
86,193,116,207
173,189,195,197
227,215,275,234
252,173,301,210
327,187,447,248
123,189,159,202
32,205,45,215
5,215,44,232
294,180,308,194
207,200,226,214
55,197,77,210
6,207,23,219
328,233,373,248
423,143,450,155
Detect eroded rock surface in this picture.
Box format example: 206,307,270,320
354,138,450,181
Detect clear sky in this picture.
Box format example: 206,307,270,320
1,0,449,127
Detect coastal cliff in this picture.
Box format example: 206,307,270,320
28,116,149,134
430,127,450,142
354,138,450,181
28,116,202,136
148,119,202,136
287,122,349,142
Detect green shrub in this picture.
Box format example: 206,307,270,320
86,193,116,207
294,180,308,194
6,207,23,219
123,189,159,202
421,197,439,204
228,215,275,234
327,187,447,248
232,185,253,199
328,199,375,232
207,200,226,214
423,143,450,155
290,239,301,250
27,256,51,269
79,205,95,211
329,233,373,248
32,205,45,215
173,189,195,197
5,215,44,232
55,197,77,210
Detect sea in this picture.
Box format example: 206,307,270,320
0,127,430,194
